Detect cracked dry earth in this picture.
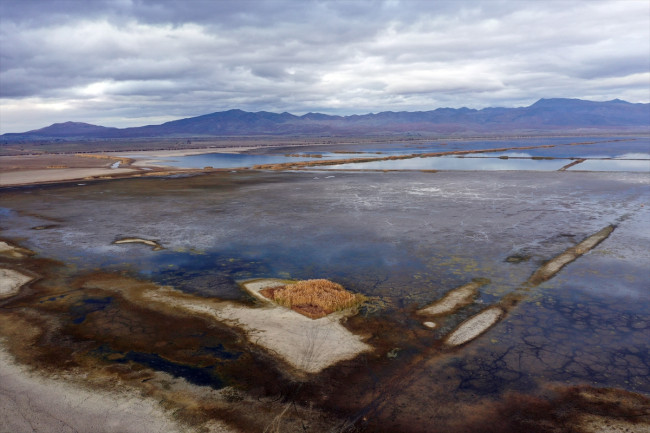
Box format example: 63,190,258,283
0,169,648,432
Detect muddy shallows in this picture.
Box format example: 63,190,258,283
0,169,648,432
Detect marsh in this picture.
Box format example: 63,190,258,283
0,140,648,432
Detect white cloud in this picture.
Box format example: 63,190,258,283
0,0,648,133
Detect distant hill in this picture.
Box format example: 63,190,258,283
2,98,648,141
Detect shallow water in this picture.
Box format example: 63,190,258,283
322,154,568,171
319,152,650,172
145,150,377,168
1,165,648,431
156,135,650,172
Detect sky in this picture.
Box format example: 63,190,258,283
1,0,649,133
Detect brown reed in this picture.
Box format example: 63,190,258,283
260,279,364,319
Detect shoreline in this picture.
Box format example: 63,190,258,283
0,343,191,433
114,146,258,158
0,145,259,187
117,146,260,167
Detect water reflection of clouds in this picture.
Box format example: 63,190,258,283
614,153,650,159
461,152,534,158
569,155,650,172
325,156,566,171
325,151,650,172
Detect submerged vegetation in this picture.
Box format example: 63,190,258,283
260,279,366,319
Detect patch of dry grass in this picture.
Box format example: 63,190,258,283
260,279,364,319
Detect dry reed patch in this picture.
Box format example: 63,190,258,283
260,279,364,319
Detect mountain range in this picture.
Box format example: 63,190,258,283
2,98,648,140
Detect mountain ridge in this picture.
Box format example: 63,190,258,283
3,98,648,140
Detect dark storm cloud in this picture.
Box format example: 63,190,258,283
0,0,648,133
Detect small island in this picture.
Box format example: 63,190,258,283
258,278,366,319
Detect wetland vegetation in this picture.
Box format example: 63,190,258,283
0,135,648,432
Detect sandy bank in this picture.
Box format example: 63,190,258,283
445,307,504,346
204,300,369,374
0,241,34,259
148,279,371,374
417,280,486,316
0,168,138,186
0,344,188,433
0,268,33,298
84,276,371,375
240,278,291,302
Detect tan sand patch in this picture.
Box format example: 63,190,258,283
445,307,504,346
0,241,34,259
0,268,33,298
0,168,138,186
0,344,188,433
239,278,289,302
200,301,370,374
0,153,118,171
113,237,164,251
417,280,486,316
574,414,650,433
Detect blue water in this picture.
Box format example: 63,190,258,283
2,168,648,398
321,155,568,171
149,136,649,171
148,151,375,168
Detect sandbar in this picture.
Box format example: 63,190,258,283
113,237,164,251
528,225,615,285
417,280,485,316
0,268,33,298
445,307,504,346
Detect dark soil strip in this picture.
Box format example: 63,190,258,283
558,159,586,171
